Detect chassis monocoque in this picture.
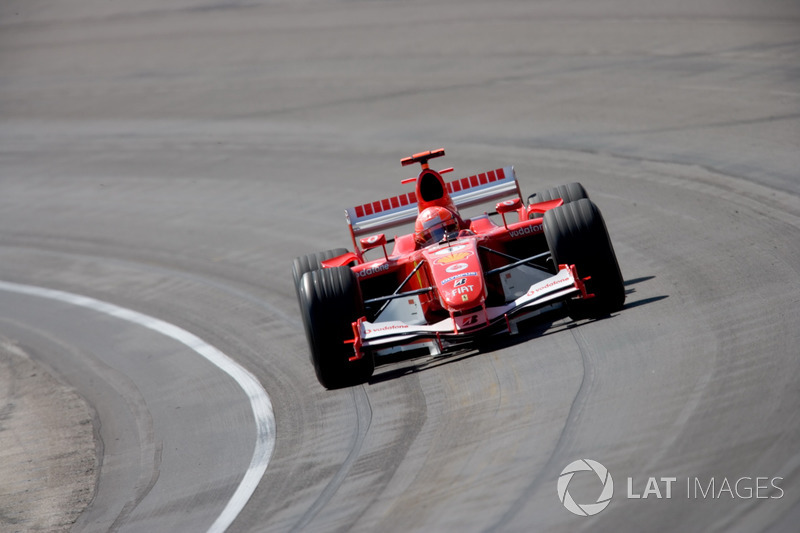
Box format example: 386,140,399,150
293,149,624,389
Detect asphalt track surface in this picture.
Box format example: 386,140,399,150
1,1,799,532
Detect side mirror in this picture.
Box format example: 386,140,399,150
496,198,523,214
495,198,523,228
360,233,386,251
360,234,388,260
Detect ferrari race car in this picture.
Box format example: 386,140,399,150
293,149,624,389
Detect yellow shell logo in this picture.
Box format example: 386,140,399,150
435,252,472,265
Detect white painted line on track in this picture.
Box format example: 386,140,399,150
0,280,276,533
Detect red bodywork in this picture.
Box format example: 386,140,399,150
322,149,591,361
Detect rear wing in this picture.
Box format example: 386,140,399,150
345,166,520,239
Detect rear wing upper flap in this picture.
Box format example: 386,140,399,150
346,166,520,238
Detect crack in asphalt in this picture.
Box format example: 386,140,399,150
289,384,373,533
487,320,597,531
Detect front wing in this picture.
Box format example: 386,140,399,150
348,264,590,361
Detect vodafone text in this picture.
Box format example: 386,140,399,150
509,224,542,238
356,263,389,278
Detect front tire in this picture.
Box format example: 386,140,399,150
528,182,589,218
543,199,625,319
298,266,374,389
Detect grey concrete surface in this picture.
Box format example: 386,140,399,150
0,337,96,531
1,0,798,532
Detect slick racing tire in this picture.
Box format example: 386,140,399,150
528,182,588,218
544,199,625,319
292,248,349,293
299,265,374,389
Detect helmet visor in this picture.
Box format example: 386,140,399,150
420,212,455,244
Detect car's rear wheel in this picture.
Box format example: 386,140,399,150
292,248,350,294
543,199,625,319
298,265,374,389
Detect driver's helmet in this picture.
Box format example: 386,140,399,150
415,206,459,246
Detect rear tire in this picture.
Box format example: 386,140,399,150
543,199,624,319
292,248,349,293
298,266,374,389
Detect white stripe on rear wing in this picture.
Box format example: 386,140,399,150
345,166,519,237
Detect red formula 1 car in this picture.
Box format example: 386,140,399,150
293,149,624,389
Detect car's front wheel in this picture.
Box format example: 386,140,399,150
544,198,625,319
528,182,589,218
298,265,374,389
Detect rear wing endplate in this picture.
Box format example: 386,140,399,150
345,166,520,238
